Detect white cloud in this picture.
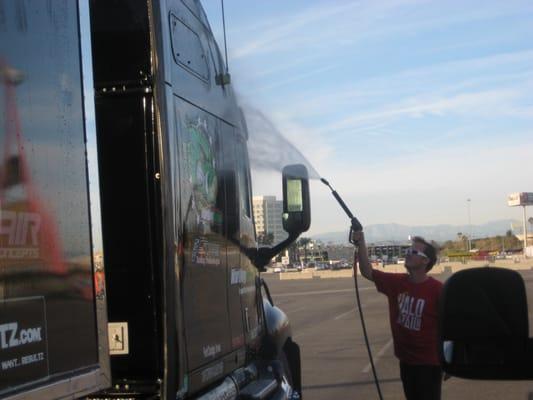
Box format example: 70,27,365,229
270,50,533,123
229,0,533,64
231,0,434,59
255,64,339,93
305,138,533,233
322,88,527,133
231,2,362,59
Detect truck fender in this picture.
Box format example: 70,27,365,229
262,298,292,357
262,299,302,396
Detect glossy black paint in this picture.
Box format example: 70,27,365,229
88,0,263,396
151,0,265,396
2,0,305,398
439,267,533,380
90,0,164,384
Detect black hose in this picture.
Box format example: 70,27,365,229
353,248,384,400
320,177,384,399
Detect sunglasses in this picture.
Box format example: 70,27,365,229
405,248,429,259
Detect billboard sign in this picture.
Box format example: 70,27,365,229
508,192,533,207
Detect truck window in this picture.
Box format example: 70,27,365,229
169,13,209,82
236,139,252,219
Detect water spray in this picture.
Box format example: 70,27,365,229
320,177,384,400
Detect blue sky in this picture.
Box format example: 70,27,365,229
203,0,533,235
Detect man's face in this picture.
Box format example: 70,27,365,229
404,241,430,272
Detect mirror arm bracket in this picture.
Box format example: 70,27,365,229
251,232,300,272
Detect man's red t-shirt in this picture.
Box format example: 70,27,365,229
373,269,443,365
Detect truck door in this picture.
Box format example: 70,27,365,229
219,128,263,350
175,99,236,387
234,136,263,348
218,122,247,353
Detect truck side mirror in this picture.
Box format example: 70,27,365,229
248,164,311,271
282,164,311,235
439,267,533,380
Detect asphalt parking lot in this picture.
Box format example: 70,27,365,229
263,270,533,400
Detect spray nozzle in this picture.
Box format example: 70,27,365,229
321,177,364,239
320,177,331,187
321,177,354,219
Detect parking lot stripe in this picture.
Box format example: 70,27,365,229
274,287,373,298
334,307,358,320
362,339,393,373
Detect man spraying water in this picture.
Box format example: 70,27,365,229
321,177,443,400
353,231,443,400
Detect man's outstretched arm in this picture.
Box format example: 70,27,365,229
352,231,374,281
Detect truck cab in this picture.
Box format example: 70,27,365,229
0,1,309,399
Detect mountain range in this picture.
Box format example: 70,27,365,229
312,219,522,245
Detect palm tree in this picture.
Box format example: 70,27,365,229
297,237,312,264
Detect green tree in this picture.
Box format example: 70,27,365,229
297,237,312,263
441,232,523,254
288,242,300,263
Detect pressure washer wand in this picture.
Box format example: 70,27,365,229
320,178,363,241
320,177,384,400
320,178,354,219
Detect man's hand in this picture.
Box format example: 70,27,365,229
351,229,364,245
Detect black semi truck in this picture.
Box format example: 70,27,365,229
0,1,310,399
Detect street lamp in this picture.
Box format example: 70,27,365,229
529,217,533,235
467,198,472,251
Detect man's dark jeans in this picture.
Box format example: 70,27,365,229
399,361,442,400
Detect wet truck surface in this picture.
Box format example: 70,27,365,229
1,1,309,400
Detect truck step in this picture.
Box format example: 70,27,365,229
239,378,279,400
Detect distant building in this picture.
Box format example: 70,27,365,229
325,244,355,263
253,196,288,244
368,243,410,262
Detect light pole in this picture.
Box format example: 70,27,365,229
529,217,533,245
523,206,528,257
467,198,472,251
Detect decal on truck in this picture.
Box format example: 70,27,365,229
183,117,222,234
108,322,129,355
0,206,44,263
202,343,221,359
1,61,66,276
0,323,43,349
230,268,247,285
239,286,255,296
0,297,49,392
191,238,221,265
0,210,41,249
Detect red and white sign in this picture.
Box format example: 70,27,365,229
508,192,533,207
